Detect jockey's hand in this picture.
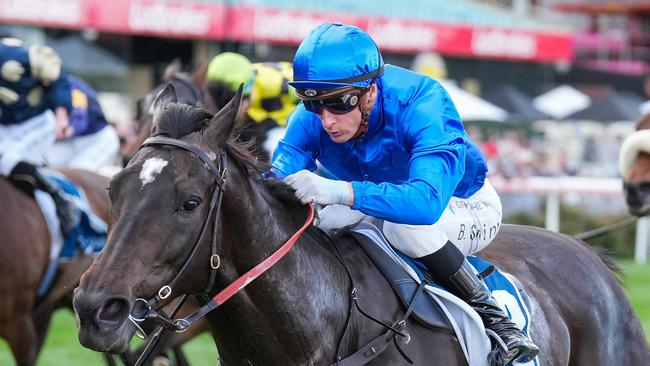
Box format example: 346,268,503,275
284,170,354,206
54,107,73,141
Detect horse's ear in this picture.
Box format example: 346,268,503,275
192,63,208,89
162,58,182,81
152,82,178,111
151,83,178,136
205,84,243,144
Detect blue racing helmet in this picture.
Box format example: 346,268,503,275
290,22,384,97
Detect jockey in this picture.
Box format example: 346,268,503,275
0,37,79,236
271,22,539,365
204,52,297,161
248,61,298,129
45,75,120,171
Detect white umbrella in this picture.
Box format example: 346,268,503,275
533,85,591,120
439,81,508,122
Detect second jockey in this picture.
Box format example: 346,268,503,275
0,37,79,236
204,52,297,162
45,75,120,172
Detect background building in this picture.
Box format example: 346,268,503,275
0,0,577,101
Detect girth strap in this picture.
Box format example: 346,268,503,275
322,229,427,366
331,281,426,366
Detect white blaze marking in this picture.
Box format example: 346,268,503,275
140,158,168,187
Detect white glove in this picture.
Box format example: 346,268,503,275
317,204,366,231
283,170,354,206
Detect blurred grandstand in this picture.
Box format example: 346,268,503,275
1,0,648,182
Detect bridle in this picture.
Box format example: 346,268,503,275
127,135,227,327
126,135,314,365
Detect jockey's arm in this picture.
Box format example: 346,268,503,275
43,70,73,141
350,84,468,224
54,106,72,140
351,148,465,224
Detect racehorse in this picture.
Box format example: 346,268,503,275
120,60,205,166
73,85,650,365
620,113,650,216
0,168,110,366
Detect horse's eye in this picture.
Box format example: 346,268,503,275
182,199,200,212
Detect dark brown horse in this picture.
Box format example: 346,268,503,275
0,168,110,366
74,86,650,365
621,113,650,216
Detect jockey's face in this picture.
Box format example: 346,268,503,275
317,84,376,143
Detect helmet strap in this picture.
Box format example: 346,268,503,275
352,104,370,140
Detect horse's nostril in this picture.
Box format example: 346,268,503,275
96,297,129,326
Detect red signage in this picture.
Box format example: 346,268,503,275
0,0,573,62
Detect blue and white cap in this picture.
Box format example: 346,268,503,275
290,22,384,97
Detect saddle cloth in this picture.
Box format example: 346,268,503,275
35,170,107,297
350,220,540,366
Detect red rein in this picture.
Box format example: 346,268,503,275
213,203,315,305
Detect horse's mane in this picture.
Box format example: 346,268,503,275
154,103,303,207
225,140,303,207
154,103,212,138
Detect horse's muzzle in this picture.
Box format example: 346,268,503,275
624,181,650,216
73,288,133,353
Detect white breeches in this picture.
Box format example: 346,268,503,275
0,110,56,175
318,179,503,257
45,125,120,172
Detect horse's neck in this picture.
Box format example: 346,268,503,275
220,186,347,293
210,186,351,363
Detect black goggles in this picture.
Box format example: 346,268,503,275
301,88,369,115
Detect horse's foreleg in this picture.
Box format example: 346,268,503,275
31,306,55,354
173,346,190,366
4,314,39,366
102,353,118,366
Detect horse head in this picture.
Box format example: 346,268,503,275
74,82,245,353
120,67,204,166
620,113,650,216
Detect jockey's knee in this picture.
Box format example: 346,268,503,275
382,222,449,258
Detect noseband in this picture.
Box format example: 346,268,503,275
126,135,314,365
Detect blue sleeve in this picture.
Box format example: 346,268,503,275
270,104,319,178
69,87,90,135
351,83,467,225
44,70,72,112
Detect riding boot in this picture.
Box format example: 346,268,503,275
9,161,80,236
419,241,539,366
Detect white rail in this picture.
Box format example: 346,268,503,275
490,176,648,264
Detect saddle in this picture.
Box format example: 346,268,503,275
339,219,537,366
34,171,107,297
345,222,453,332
